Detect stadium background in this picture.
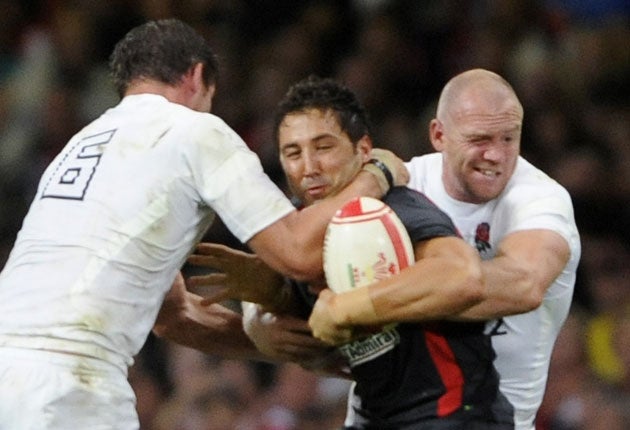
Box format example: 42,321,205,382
0,1,628,429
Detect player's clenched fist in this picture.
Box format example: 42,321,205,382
370,148,410,186
308,289,354,345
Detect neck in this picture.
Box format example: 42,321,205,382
125,79,187,106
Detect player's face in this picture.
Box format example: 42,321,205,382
431,90,522,203
278,108,371,206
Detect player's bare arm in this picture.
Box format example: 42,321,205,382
153,272,269,361
456,229,571,320
241,303,338,362
186,243,297,312
247,150,408,282
182,244,345,370
309,236,485,345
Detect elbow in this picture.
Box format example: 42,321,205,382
508,268,546,313
443,245,486,310
458,242,486,306
462,262,486,306
520,280,545,312
444,257,486,311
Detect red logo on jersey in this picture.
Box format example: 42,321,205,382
475,222,491,253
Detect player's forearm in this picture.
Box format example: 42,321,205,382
331,250,484,326
289,170,386,280
154,299,270,361
252,153,408,281
454,230,570,321
453,257,542,320
258,282,303,315
234,262,294,312
251,170,385,281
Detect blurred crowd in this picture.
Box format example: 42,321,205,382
0,1,628,429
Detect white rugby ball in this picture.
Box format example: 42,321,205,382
323,196,415,293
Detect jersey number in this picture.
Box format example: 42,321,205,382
488,318,507,336
41,129,116,200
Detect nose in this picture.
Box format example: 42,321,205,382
302,151,320,176
482,143,503,162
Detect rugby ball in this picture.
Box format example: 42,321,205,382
323,197,414,293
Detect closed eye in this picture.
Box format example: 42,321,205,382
316,143,334,151
283,149,301,159
281,143,302,160
468,135,491,145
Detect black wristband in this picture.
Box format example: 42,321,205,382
367,158,394,189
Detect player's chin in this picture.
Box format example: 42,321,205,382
467,182,504,203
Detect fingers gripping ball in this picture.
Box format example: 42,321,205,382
323,197,414,294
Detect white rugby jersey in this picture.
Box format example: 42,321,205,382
406,153,581,430
0,94,295,372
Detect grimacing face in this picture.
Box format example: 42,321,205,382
278,108,371,207
431,87,523,204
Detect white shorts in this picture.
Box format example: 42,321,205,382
0,347,138,430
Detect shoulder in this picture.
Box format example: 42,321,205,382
509,157,568,192
153,103,250,156
141,94,241,138
384,186,436,209
174,107,239,141
384,187,458,241
502,157,574,207
405,153,441,176
405,153,441,191
405,152,441,168
498,158,580,251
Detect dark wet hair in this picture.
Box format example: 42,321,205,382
109,18,219,97
272,75,372,146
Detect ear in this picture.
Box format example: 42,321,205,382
180,63,205,92
189,62,205,93
429,118,444,152
357,135,373,163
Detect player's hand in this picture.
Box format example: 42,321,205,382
308,289,355,345
187,243,284,306
370,148,410,187
153,272,200,340
242,303,333,363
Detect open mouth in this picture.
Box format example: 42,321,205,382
474,168,500,178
